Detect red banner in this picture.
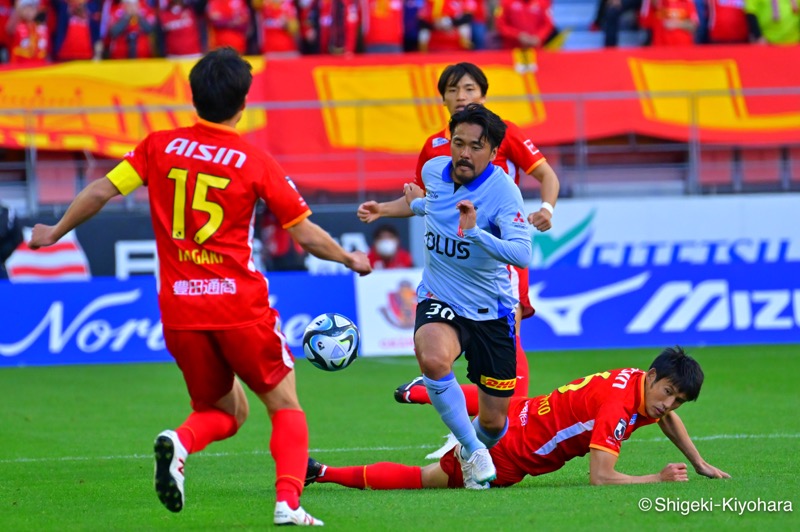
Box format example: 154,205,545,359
1,46,799,192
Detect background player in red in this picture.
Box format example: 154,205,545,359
28,47,371,527
357,62,560,458
305,347,730,490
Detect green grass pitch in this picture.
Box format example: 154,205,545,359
2,344,799,530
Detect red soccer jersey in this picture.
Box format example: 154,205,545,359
494,0,555,48
0,0,12,48
260,0,299,53
363,0,403,47
318,0,360,53
708,0,748,42
9,20,49,64
107,3,156,59
107,120,311,330
500,369,659,476
414,120,546,188
641,0,698,46
56,12,93,60
207,0,251,53
158,5,203,56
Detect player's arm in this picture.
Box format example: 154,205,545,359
357,195,414,223
287,218,372,275
29,177,122,249
589,448,688,485
456,196,532,268
658,411,731,479
527,160,560,232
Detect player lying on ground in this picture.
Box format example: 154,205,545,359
305,347,730,489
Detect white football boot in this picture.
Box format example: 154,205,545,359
454,444,491,490
274,501,325,526
153,429,188,512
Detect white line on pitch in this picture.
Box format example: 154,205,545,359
2,433,798,465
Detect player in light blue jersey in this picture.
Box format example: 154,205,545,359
413,152,530,320
397,104,532,488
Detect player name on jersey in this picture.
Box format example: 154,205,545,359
178,248,225,265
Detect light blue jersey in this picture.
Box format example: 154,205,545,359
414,156,532,321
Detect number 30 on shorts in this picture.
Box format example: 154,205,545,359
425,302,456,320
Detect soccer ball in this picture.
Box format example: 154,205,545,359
302,313,360,371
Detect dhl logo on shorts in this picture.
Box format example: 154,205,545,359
480,376,516,391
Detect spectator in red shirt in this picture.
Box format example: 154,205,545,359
157,0,203,57
318,0,360,54
417,0,472,51
0,0,14,61
256,0,300,55
6,0,49,64
362,0,404,52
494,0,558,48
53,0,101,61
106,0,155,58
465,0,486,48
640,0,698,45
706,0,748,42
206,0,251,53
367,224,413,270
295,0,319,53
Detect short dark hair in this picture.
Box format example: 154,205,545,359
437,63,489,99
448,103,507,151
373,224,399,241
189,47,253,123
649,346,704,402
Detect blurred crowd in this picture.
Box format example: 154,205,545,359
3,0,795,65
596,0,799,47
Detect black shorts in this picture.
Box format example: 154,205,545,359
414,298,517,397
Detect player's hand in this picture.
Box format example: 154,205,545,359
528,208,552,232
28,224,59,250
357,201,381,223
403,182,424,205
345,250,372,276
659,462,689,482
456,200,477,234
694,461,731,479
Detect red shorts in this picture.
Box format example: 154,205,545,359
162,307,294,408
439,443,527,488
510,265,535,319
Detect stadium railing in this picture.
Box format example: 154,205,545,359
2,88,799,216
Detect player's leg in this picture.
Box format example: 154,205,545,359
223,309,322,526
458,313,517,485
395,375,481,414
512,264,533,398
414,304,486,463
396,266,530,410
155,328,244,513
305,458,443,489
475,392,511,447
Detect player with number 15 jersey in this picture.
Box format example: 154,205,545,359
107,119,310,330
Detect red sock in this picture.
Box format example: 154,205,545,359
463,385,479,416
176,409,238,454
514,334,529,398
319,463,422,490
271,409,308,510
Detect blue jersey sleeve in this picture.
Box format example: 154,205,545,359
461,227,531,267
